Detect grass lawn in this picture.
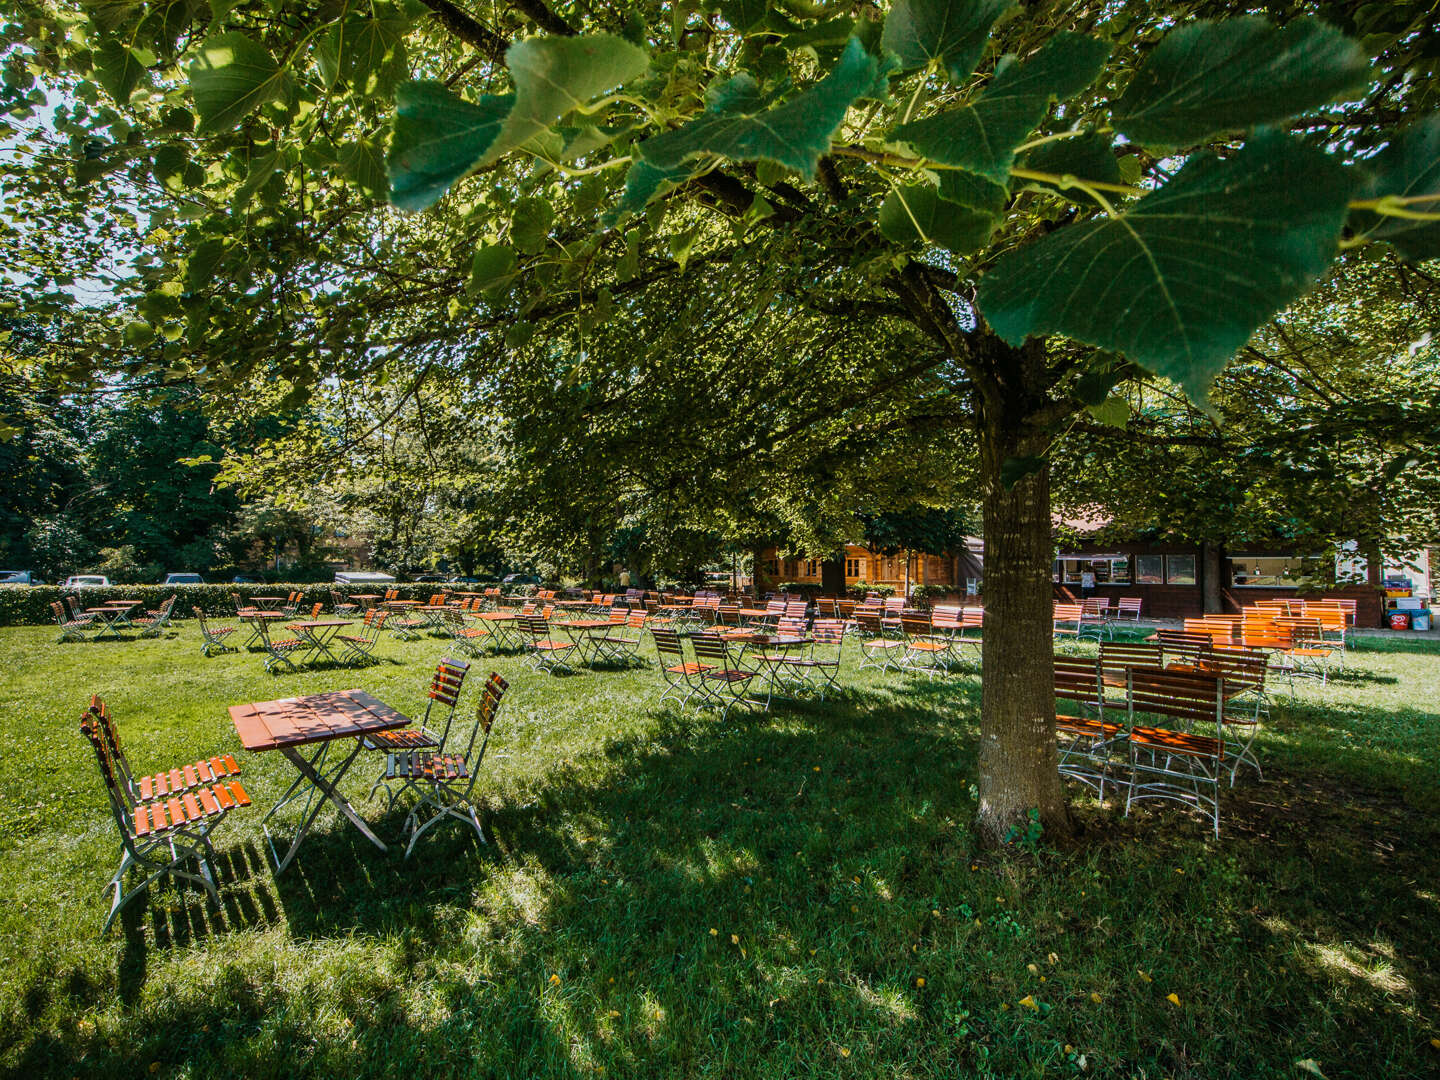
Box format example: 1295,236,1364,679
1,623,1438,1078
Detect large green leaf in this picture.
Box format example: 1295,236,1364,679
481,34,649,166
387,83,514,211
188,31,292,135
1112,17,1369,146
603,158,697,225
339,137,388,199
892,33,1110,181
94,40,147,104
976,135,1358,401
1014,130,1120,205
325,6,409,96
937,168,1008,215
467,243,518,297
640,37,878,180
1349,115,1440,261
878,182,995,253
881,0,1014,83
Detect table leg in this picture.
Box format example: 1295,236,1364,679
264,739,388,873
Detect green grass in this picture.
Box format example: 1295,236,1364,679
1,624,1438,1078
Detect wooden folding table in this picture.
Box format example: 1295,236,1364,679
229,689,412,872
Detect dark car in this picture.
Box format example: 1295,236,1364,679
0,570,45,585
232,574,261,584
502,573,542,585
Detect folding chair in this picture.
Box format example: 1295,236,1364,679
596,612,649,666
193,607,237,655
1114,597,1143,623
775,618,845,700
899,613,956,675
52,600,96,642
66,595,96,625
87,695,246,808
331,590,359,617
1052,602,1083,646
366,657,470,807
855,610,905,672
336,609,389,665
1277,618,1334,686
1154,629,1210,671
134,595,176,638
1098,640,1164,704
80,704,249,933
651,628,712,709
401,673,508,858
255,616,305,673
1080,597,1113,640
1123,667,1228,837
520,614,576,674
690,634,758,720
1197,647,1268,783
437,608,491,657
1054,655,1123,799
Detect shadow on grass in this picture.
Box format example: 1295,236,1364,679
9,674,1440,1078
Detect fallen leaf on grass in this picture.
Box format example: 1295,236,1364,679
1018,995,1039,1011
1166,993,1181,1006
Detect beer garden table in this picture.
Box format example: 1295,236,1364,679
228,689,411,872
85,601,143,639
250,596,288,611
241,609,289,648
286,619,353,666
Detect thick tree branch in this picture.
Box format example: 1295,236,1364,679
513,0,576,35
416,0,510,57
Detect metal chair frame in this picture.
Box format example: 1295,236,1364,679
193,607,237,655
402,673,508,858
689,633,758,720
366,658,470,808
1122,667,1228,838
651,628,713,709
336,609,389,665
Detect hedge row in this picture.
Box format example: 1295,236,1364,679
0,583,496,627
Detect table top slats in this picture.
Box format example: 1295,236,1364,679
229,689,411,752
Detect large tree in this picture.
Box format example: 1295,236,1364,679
4,0,1439,840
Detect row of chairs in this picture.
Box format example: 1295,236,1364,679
51,597,177,641
652,624,845,718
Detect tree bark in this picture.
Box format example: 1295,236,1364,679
1201,540,1224,614
751,546,770,597
820,552,845,596
975,344,1073,846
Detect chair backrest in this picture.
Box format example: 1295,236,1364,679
192,606,213,633
884,597,904,614
67,595,88,619
775,617,807,637
448,671,508,782
836,599,856,617
1154,629,1211,666
1054,655,1101,710
1099,641,1163,674
51,601,69,625
785,600,808,617
87,695,135,793
305,601,322,620
815,599,838,617
716,604,740,625
231,593,246,613
1082,597,1108,615
812,618,845,646
626,612,648,630
765,599,785,615
609,606,629,624
691,634,732,665
900,613,932,636
651,627,684,659
856,611,887,634
1126,667,1224,729
422,657,470,745
1053,603,1082,633
1116,597,1142,616
367,608,389,633
1197,646,1267,695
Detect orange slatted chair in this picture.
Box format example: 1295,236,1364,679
365,658,470,806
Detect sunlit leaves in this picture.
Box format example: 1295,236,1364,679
482,34,649,167
639,37,878,180
892,33,1110,181
878,183,995,253
468,244,517,297
1112,17,1369,145
881,0,1014,83
387,34,646,211
604,159,696,224
1349,116,1440,261
339,137,388,199
94,40,147,104
320,6,409,96
387,83,513,211
977,136,1358,401
188,32,292,134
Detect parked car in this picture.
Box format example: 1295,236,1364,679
0,570,45,585
63,575,111,588
335,571,397,585
231,574,262,584
502,573,542,585
162,572,205,584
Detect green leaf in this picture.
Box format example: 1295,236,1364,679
482,34,649,167
188,31,292,135
1349,115,1440,261
95,40,147,104
717,0,768,32
1000,455,1044,488
326,6,409,96
1112,17,1369,146
937,168,1008,215
881,0,1014,83
603,158,695,224
1013,130,1120,205
510,196,554,254
122,321,155,347
387,82,513,211
186,238,226,291
879,182,995,253
1086,396,1131,427
892,33,1111,181
339,137,388,199
976,135,1358,402
468,243,517,296
232,149,280,209
640,37,879,180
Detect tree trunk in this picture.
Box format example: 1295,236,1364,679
820,552,845,596
751,546,769,597
975,384,1072,846
1201,541,1224,614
